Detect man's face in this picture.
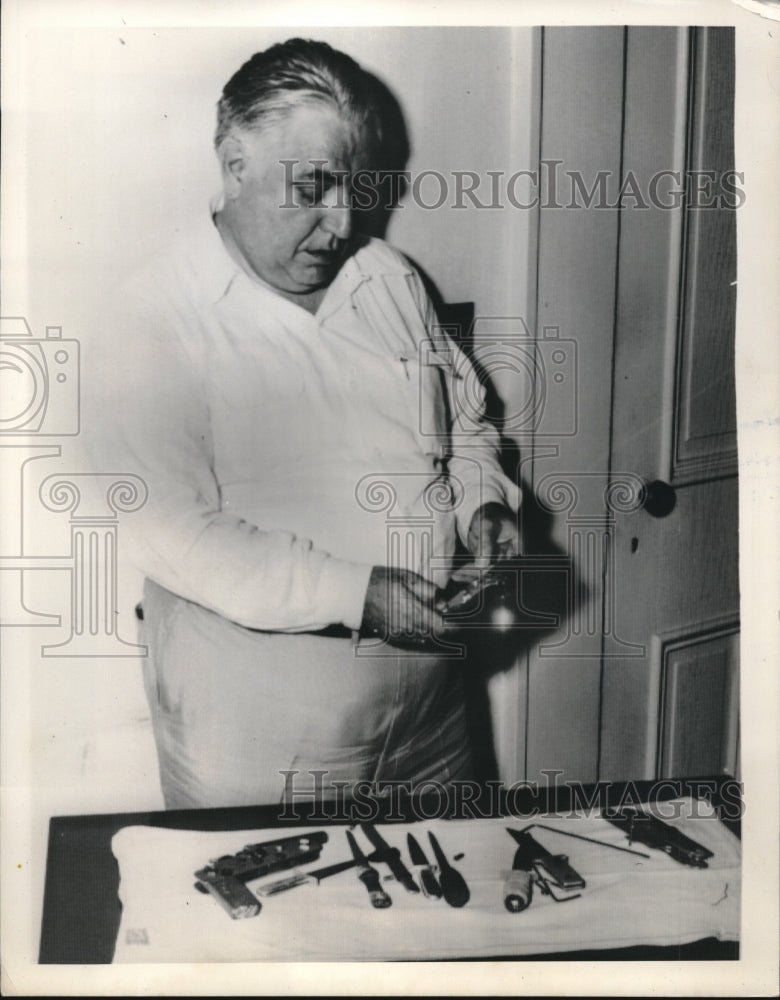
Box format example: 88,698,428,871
223,103,360,296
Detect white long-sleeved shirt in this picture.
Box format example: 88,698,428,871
85,207,520,633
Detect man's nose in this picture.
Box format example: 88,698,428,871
319,198,352,241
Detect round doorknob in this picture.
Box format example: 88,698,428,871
641,479,677,518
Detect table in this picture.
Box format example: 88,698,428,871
39,776,741,963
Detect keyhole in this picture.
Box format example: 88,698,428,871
630,537,639,553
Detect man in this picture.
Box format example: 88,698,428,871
88,38,520,808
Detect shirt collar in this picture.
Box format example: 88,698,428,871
171,195,243,307
183,194,414,312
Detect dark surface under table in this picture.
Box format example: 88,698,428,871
39,775,741,964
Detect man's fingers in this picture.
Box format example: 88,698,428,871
495,536,520,560
467,503,521,564
448,563,483,584
360,566,449,648
402,570,438,604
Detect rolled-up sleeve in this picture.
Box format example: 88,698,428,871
405,272,522,545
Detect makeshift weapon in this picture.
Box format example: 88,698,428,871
604,806,714,868
194,831,328,919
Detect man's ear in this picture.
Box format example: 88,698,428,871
218,135,247,199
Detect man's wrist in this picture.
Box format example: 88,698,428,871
315,557,375,632
456,491,516,547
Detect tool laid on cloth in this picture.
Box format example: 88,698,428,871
255,858,357,897
502,824,650,913
360,823,420,893
109,805,739,962
346,830,393,909
604,806,714,868
407,832,443,899
194,831,328,919
427,830,470,907
503,828,585,912
502,835,534,912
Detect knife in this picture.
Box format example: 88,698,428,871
427,831,470,908
505,828,586,894
360,823,420,893
346,830,392,908
255,858,357,896
604,807,714,868
406,832,442,899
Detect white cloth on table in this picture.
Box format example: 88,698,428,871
110,798,740,962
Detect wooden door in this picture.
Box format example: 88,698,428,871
518,26,739,784
600,27,740,781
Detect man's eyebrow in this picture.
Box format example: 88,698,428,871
295,165,350,182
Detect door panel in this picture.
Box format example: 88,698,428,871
658,623,740,778
523,27,740,784
600,27,740,780
522,27,626,784
672,29,738,481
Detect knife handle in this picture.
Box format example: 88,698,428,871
255,871,312,896
359,867,392,908
502,869,533,913
415,866,443,899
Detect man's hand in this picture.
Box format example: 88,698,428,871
360,565,443,648
452,502,521,583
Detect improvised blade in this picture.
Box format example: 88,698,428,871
406,832,431,867
360,823,419,893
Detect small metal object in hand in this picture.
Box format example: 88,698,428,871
438,569,518,631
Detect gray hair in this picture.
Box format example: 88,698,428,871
215,38,385,161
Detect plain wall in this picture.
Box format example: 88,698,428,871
16,25,537,326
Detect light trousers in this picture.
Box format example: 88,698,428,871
139,578,474,808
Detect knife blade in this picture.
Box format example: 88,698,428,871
255,858,357,896
360,823,419,893
346,830,392,908
427,831,470,908
406,832,442,899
